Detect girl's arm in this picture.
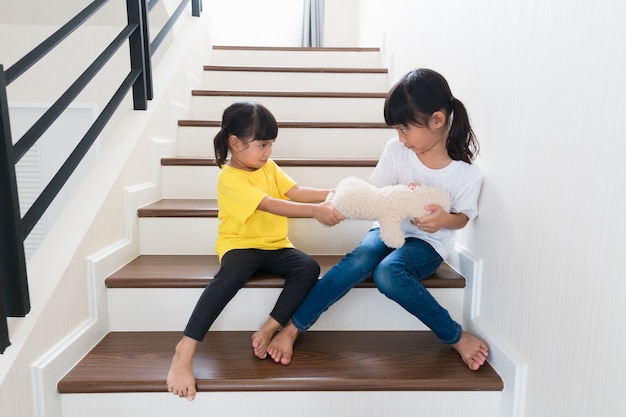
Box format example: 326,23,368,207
413,205,469,234
284,184,331,203
257,196,343,226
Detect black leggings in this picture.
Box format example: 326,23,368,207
183,248,320,341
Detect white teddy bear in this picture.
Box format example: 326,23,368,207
326,176,451,249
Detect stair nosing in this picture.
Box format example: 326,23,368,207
159,157,378,167
203,65,388,74
177,120,391,129
191,90,387,99
212,45,381,52
105,254,466,289
57,331,502,394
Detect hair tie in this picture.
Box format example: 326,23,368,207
449,96,455,103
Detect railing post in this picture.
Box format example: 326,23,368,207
0,65,31,353
139,0,153,100
192,0,202,17
0,257,10,353
126,0,151,109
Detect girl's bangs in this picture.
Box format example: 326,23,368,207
252,106,278,141
384,87,423,127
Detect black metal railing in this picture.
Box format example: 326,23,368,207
0,0,202,353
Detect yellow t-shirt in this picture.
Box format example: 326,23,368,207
215,159,297,260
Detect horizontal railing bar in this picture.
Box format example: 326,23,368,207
147,0,159,12
151,0,190,54
13,24,138,163
4,0,109,85
21,69,142,236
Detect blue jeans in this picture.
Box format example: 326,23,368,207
291,228,463,344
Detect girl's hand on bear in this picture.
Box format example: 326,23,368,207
315,201,344,226
412,204,447,233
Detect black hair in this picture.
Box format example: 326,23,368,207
213,101,279,168
383,68,479,163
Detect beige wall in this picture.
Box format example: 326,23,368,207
324,0,360,47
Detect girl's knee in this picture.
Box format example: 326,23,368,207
373,259,409,299
372,262,400,296
290,251,320,276
307,256,321,276
302,257,321,280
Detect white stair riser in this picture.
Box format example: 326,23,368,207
200,71,389,92
139,218,373,255
160,166,376,199
61,391,500,417
209,49,383,67
177,126,393,158
108,287,465,332
191,96,385,123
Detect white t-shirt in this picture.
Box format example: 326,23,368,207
369,137,482,259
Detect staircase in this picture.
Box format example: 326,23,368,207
57,46,503,417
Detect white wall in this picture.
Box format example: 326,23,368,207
11,104,99,260
324,0,360,47
201,0,361,48
204,0,304,46
358,1,626,416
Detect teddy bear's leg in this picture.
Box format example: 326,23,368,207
378,218,405,249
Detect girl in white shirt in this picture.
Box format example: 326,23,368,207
268,69,489,372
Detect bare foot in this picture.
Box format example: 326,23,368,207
252,317,281,359
452,331,489,371
166,337,198,401
266,321,300,365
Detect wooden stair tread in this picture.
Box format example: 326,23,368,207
177,120,390,129
160,157,378,167
105,254,465,289
57,331,502,393
192,90,387,98
137,198,218,217
213,45,380,52
203,65,388,74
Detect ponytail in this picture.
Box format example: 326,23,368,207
213,129,230,168
447,97,479,164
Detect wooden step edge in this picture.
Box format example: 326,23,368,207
57,331,503,394
137,199,218,217
105,254,466,289
212,45,381,52
203,65,388,74
177,120,391,129
160,157,378,167
191,90,388,99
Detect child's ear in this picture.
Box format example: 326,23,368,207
229,135,242,151
429,111,447,129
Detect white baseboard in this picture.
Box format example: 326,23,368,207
30,238,134,417
451,245,527,417
31,320,107,417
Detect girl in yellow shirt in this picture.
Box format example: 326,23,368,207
167,101,344,401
